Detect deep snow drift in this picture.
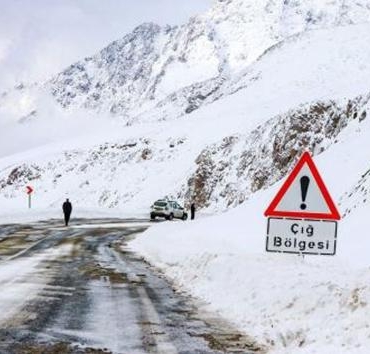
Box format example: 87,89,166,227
131,115,370,354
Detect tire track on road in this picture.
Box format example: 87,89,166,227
0,219,264,354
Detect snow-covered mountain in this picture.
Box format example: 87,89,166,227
1,0,370,214
46,0,370,121
3,0,370,122
3,2,370,353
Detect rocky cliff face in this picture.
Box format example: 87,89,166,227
181,95,370,210
1,93,368,211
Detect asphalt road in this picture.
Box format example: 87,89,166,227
0,219,262,354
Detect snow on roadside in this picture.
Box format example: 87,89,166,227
130,119,370,353
131,200,370,353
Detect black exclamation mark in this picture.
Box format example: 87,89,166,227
300,176,310,210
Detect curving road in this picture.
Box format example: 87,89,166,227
0,219,262,354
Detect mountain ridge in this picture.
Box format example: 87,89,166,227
1,1,370,213
3,0,370,124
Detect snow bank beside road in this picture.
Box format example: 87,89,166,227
131,123,370,354
131,202,370,354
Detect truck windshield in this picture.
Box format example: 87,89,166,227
154,201,167,207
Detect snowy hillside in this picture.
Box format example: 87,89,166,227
2,0,370,125
2,1,370,353
44,0,370,120
1,20,370,211
182,94,369,210
131,108,370,353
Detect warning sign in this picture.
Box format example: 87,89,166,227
266,217,337,255
264,152,340,256
264,152,341,220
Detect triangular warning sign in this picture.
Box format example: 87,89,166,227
264,152,341,220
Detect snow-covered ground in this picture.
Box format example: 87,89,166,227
1,22,370,213
2,0,370,353
131,115,370,353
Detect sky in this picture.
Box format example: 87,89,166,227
0,0,212,91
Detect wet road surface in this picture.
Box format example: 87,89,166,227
0,219,263,354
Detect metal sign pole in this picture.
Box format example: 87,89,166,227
28,194,31,209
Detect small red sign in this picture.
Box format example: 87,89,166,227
264,152,341,220
26,185,34,195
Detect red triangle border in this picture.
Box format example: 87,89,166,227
264,152,341,220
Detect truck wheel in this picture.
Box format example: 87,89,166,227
168,213,174,221
182,213,188,221
150,213,156,220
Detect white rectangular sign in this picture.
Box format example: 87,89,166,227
266,217,337,255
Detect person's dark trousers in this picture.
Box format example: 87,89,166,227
64,213,71,226
191,212,195,220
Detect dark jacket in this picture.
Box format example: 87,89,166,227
63,201,72,215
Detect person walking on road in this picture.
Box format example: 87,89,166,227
190,203,196,220
62,199,73,226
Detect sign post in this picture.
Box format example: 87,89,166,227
264,152,341,256
26,185,34,209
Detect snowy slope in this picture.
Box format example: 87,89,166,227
2,1,370,353
131,97,370,354
2,0,370,126
44,0,370,121
1,22,370,212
